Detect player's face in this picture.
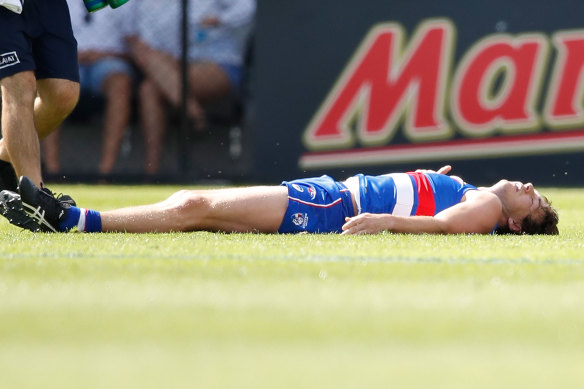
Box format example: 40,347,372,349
501,180,545,223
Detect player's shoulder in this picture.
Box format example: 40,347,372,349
463,189,502,210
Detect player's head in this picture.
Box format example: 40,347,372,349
519,198,559,235
494,180,559,235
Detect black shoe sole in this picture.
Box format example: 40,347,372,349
0,190,41,232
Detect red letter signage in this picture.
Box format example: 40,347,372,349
304,19,454,150
451,34,548,136
544,31,584,129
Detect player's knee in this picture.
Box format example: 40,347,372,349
170,191,211,230
175,191,209,214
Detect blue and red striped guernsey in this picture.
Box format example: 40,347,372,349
353,172,477,216
408,172,436,216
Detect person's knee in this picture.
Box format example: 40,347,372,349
174,190,209,214
168,190,210,231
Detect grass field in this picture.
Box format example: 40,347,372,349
1,184,583,389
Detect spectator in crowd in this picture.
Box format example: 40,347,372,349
128,0,255,175
0,0,79,193
42,0,136,177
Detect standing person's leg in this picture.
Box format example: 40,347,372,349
33,78,80,139
0,4,32,191
36,78,79,175
0,77,79,180
0,72,43,186
0,0,80,188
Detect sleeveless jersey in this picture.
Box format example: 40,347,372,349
348,172,477,216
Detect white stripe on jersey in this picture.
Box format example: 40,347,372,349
345,176,361,214
389,173,414,216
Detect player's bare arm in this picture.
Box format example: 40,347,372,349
432,190,502,234
341,190,502,235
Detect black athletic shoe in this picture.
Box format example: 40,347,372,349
0,190,41,232
0,160,18,192
18,176,75,233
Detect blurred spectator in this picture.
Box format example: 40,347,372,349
129,0,255,175
42,0,136,176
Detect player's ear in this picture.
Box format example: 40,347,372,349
507,217,522,234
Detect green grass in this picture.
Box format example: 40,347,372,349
1,184,583,389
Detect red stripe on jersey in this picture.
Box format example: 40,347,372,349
408,172,436,216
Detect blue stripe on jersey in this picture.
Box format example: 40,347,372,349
425,173,477,213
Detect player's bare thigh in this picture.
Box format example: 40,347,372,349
184,185,289,233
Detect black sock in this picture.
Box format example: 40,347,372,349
0,160,17,192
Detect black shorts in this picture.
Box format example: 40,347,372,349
0,0,79,81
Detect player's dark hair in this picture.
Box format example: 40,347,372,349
496,196,559,235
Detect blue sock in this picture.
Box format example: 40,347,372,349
84,209,103,232
59,206,103,233
59,206,80,232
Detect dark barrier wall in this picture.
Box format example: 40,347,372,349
250,0,584,186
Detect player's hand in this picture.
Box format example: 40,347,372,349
415,165,452,175
341,213,391,235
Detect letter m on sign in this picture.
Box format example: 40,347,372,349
303,19,454,150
